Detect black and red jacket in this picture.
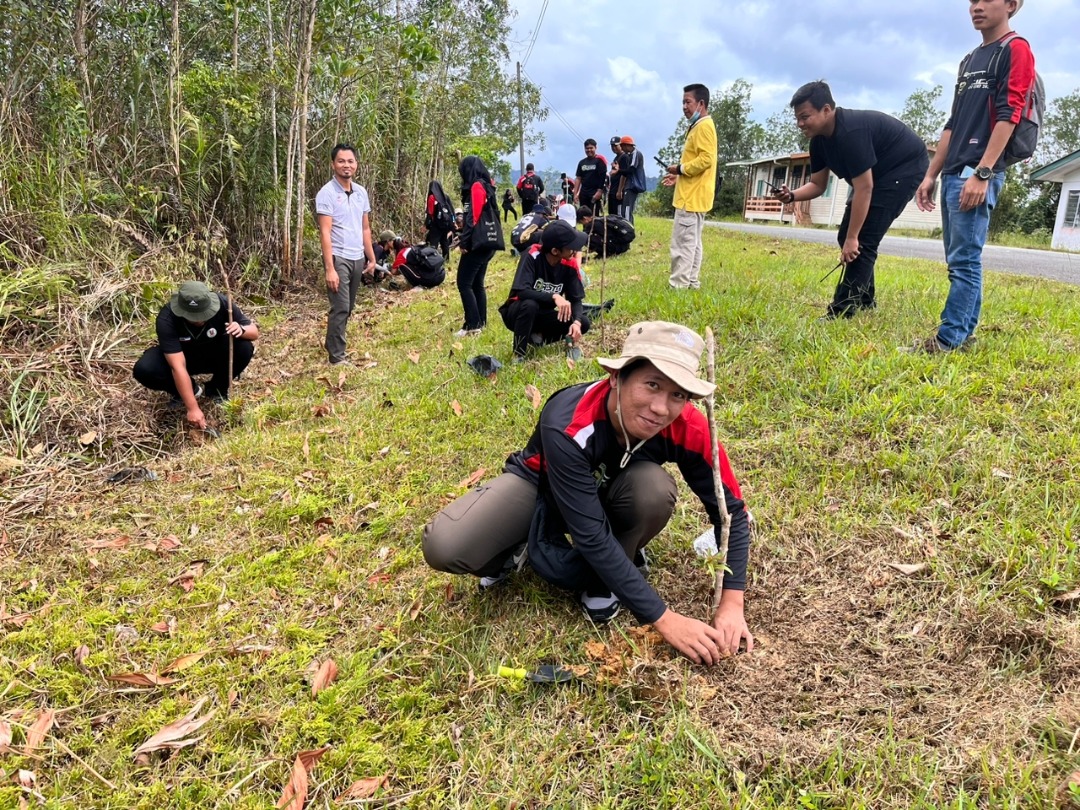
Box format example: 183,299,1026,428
505,380,749,623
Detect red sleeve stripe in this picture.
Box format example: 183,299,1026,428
1004,38,1036,124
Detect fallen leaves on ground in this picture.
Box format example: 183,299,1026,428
168,560,208,592
310,659,338,697
407,350,420,364
74,645,90,669
0,719,12,753
160,651,208,675
451,400,462,416
23,709,55,754
277,747,329,809
132,697,215,759
84,534,131,551
106,672,180,688
524,384,542,409
886,562,929,576
336,774,390,801
458,467,485,489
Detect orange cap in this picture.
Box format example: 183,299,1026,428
620,135,635,145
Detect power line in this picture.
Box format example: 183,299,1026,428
520,0,549,68
522,67,583,143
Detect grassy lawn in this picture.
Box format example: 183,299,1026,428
3,217,1080,808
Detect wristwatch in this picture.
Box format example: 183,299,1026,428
974,165,993,181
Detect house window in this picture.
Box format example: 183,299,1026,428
1066,190,1080,227
756,179,766,197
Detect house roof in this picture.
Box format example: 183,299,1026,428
1030,149,1080,183
726,143,936,169
726,153,810,168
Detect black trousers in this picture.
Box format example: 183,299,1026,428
133,340,254,397
830,176,921,317
503,204,518,222
500,299,591,357
426,227,452,260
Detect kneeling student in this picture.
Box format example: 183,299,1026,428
498,221,590,363
422,321,753,664
133,281,258,429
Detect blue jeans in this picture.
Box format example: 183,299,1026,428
937,171,1004,348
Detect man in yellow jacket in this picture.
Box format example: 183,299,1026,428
662,83,717,289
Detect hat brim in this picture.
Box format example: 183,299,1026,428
565,229,589,250
596,355,715,398
169,293,220,322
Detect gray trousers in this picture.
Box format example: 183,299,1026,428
325,255,366,363
422,463,678,579
669,208,705,288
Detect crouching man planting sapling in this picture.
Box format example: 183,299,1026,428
423,321,753,664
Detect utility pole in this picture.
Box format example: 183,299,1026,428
516,61,525,177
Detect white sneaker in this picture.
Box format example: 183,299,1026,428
453,327,483,338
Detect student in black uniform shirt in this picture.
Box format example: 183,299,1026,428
775,81,929,319
133,281,259,429
574,139,608,217
498,220,590,362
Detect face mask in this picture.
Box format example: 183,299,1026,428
688,108,701,125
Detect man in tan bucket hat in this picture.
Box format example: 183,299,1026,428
423,321,753,664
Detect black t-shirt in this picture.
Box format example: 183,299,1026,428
575,156,608,200
156,294,250,355
610,152,632,195
504,245,585,324
809,108,928,193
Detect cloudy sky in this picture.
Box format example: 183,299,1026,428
502,0,1080,175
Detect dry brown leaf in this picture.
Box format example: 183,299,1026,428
0,718,12,752
408,596,423,621
160,652,208,675
565,355,576,370
168,560,208,592
886,562,929,576
524,384,542,410
16,769,35,788
156,535,183,553
336,774,390,801
107,672,179,688
991,467,1013,479
1051,589,1080,606
23,709,55,754
132,697,216,758
74,644,90,669
78,431,98,446
85,535,131,551
150,620,174,635
451,399,463,416
310,659,338,697
407,350,421,364
458,467,486,489
302,433,311,463
277,747,329,809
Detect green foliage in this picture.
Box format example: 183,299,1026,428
1038,87,1080,164
895,85,948,142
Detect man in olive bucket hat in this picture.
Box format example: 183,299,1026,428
133,281,259,429
423,321,753,664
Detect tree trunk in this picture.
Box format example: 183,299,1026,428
291,0,317,272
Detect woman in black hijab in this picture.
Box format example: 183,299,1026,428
455,156,505,337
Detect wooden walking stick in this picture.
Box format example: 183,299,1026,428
217,259,234,390
704,326,731,612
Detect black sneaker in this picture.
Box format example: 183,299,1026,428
580,590,620,623
167,383,203,409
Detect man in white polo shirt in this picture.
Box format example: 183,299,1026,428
315,143,376,365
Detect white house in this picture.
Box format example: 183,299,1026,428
727,149,940,230
1030,149,1080,252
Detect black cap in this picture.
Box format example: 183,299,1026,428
541,220,588,252
610,136,621,145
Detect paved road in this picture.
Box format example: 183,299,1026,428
710,221,1080,286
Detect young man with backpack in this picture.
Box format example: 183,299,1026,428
516,163,545,210
913,0,1037,353
510,199,553,254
